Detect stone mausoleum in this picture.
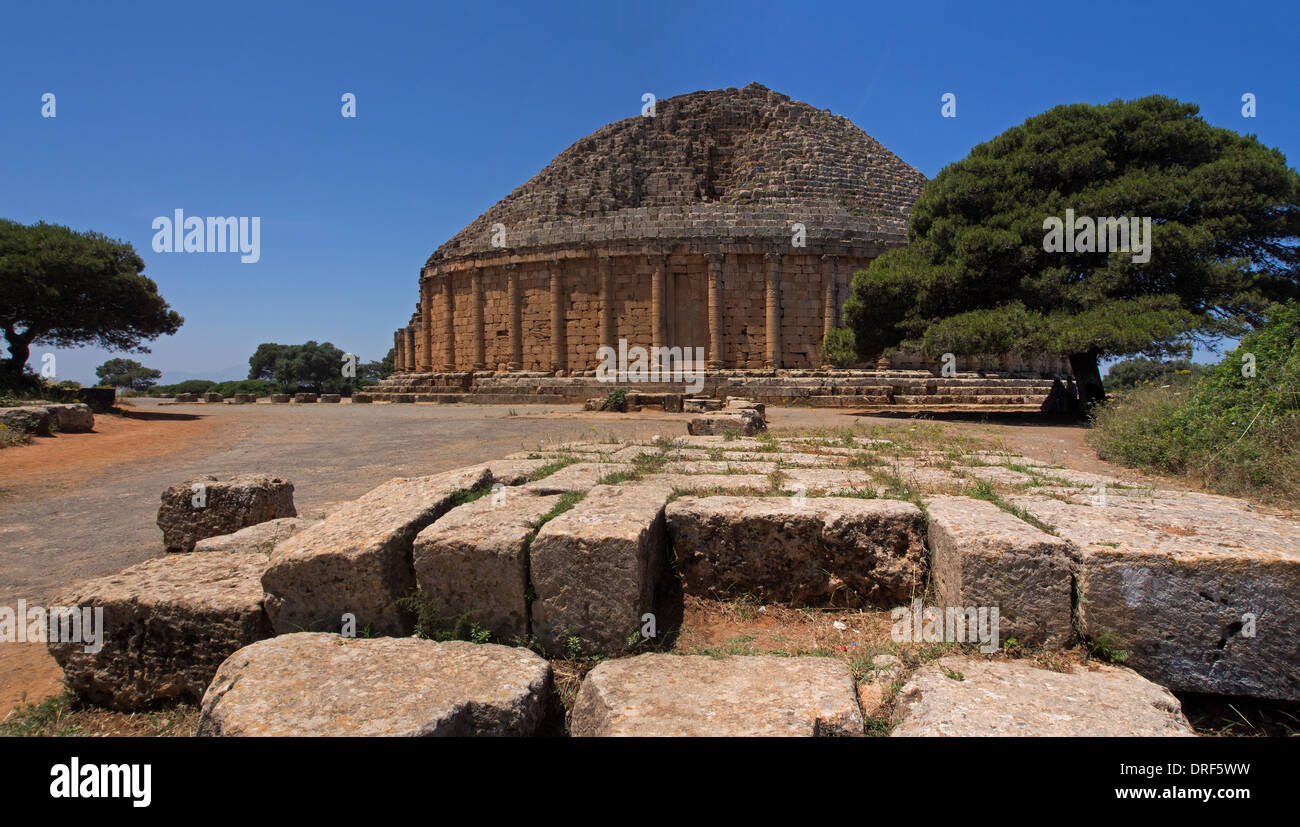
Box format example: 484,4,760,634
375,83,1064,407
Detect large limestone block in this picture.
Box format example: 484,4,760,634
156,474,296,552
483,458,552,485
261,465,490,636
197,634,552,736
192,516,318,554
665,496,927,607
641,473,771,494
531,484,671,655
571,654,863,736
47,552,272,711
523,462,631,495
891,656,1194,736
0,405,54,436
925,496,1074,647
687,410,766,436
413,491,562,641
1010,494,1300,700
44,403,94,432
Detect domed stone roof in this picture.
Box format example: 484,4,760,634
426,83,926,266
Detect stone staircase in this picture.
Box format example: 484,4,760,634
360,370,1056,411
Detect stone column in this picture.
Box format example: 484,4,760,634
550,262,566,373
705,251,724,369
764,252,782,370
394,330,404,373
651,253,666,371
822,255,839,338
506,263,522,371
599,254,615,353
404,325,417,373
419,273,433,372
471,267,486,370
441,273,456,371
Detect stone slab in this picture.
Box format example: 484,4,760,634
197,634,552,736
571,654,863,736
47,551,273,711
192,516,318,554
925,496,1074,647
156,474,296,552
522,462,632,494
413,491,562,641
665,495,927,607
530,483,671,655
891,656,1194,736
1010,494,1300,700
261,465,491,636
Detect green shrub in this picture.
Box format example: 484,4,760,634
602,387,628,412
1091,302,1300,501
1105,356,1207,389
821,327,857,368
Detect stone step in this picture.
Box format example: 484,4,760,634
1008,493,1300,701
530,483,672,655
261,465,492,636
891,657,1194,737
571,654,863,736
664,495,926,607
413,491,564,642
47,551,273,711
924,496,1075,647
198,634,553,736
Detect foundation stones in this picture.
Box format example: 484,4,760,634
665,495,927,607
570,654,864,736
687,409,766,437
1009,494,1300,700
924,496,1075,647
197,634,553,736
413,491,563,641
192,516,318,554
0,405,54,436
43,403,94,432
260,465,491,636
47,551,273,711
530,483,671,655
891,656,1195,737
156,474,296,553
523,462,632,495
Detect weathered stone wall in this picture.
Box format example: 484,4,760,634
416,248,872,372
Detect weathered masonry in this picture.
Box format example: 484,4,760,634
389,83,927,374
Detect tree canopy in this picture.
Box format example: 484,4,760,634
0,219,183,383
249,341,364,393
95,358,162,390
843,96,1300,402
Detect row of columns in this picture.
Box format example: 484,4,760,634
392,252,845,373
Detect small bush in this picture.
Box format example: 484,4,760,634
602,388,628,412
821,327,858,368
1091,301,1300,502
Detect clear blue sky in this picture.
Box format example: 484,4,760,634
4,0,1296,383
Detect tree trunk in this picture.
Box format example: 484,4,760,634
1,327,33,380
1069,350,1106,408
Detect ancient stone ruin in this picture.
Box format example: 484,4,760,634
368,84,1068,410
44,431,1300,736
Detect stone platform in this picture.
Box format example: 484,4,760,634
360,369,1055,412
